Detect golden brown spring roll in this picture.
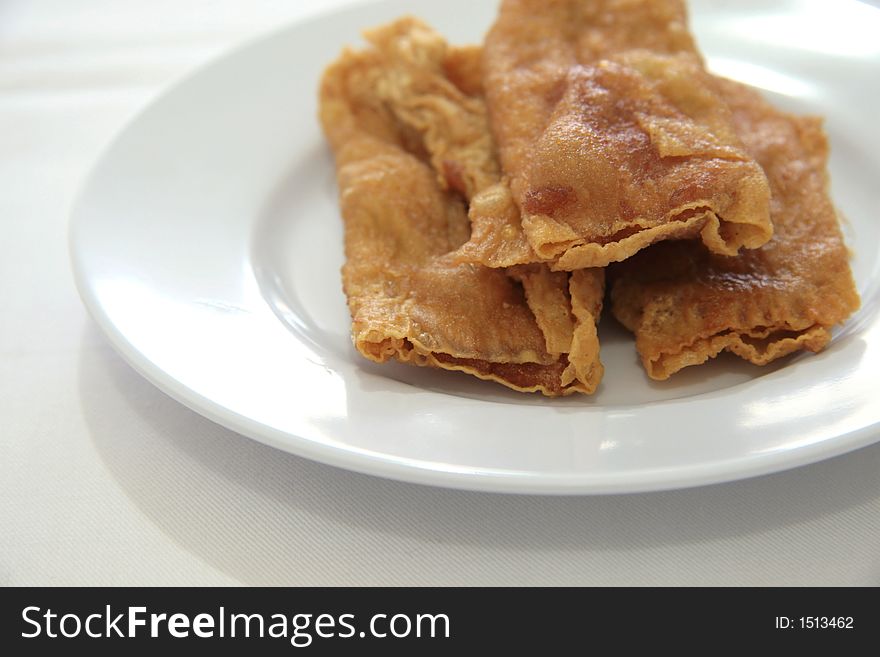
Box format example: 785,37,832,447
319,18,603,394
611,79,860,379
463,0,772,269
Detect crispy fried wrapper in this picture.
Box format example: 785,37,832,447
319,18,603,395
611,79,860,380
466,0,773,269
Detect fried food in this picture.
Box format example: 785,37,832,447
510,265,605,391
318,7,858,395
319,18,603,395
471,0,773,269
453,181,539,268
610,79,860,380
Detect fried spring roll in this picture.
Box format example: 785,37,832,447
320,18,603,394
611,79,860,379
463,0,773,269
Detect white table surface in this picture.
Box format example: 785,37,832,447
3,0,879,587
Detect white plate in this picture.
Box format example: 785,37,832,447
70,0,880,494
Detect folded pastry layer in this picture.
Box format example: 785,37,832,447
610,79,860,379
471,0,772,269
320,18,603,394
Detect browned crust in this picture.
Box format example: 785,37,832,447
610,80,860,380
320,18,604,396
479,0,772,268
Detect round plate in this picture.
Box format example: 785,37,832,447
70,0,880,494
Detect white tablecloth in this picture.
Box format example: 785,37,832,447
3,0,879,586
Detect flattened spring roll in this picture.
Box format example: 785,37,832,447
611,79,860,380
320,18,603,394
462,0,773,270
